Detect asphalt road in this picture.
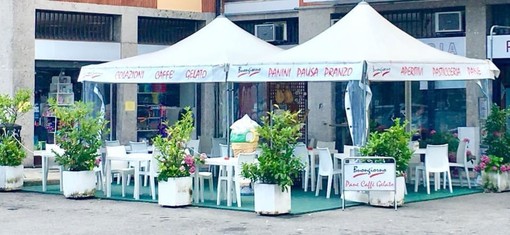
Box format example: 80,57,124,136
0,191,509,235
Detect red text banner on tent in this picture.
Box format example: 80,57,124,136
229,63,364,82
79,66,225,83
368,63,494,81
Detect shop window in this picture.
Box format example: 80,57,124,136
232,82,307,142
138,17,202,45
34,68,82,144
370,82,466,138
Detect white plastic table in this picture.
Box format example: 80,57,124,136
33,150,63,192
196,157,237,206
105,153,152,200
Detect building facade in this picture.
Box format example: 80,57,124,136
2,0,510,166
2,0,218,166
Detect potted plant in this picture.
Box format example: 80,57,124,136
241,107,303,215
474,104,510,192
48,99,107,198
152,107,205,207
0,89,32,191
359,118,413,207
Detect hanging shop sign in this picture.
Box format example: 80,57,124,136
419,37,466,56
487,35,510,59
342,156,397,210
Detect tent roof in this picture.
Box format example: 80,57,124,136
78,16,283,83
229,2,499,82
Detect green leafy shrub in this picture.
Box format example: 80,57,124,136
241,107,304,190
419,130,459,153
0,134,26,166
482,104,510,164
153,107,205,181
360,118,413,176
0,89,32,166
49,99,108,171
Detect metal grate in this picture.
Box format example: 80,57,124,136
268,82,308,142
35,10,116,41
332,7,465,38
138,17,201,45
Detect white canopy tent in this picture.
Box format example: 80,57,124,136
228,2,499,82
77,15,283,146
78,15,283,84
227,1,500,145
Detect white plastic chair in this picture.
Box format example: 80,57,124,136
187,139,200,155
343,145,360,158
128,141,149,186
315,147,342,198
233,152,257,207
184,139,213,202
106,146,135,197
104,140,122,183
93,149,104,191
209,138,226,177
216,144,232,205
105,140,120,146
293,142,311,192
414,144,453,194
218,143,233,177
407,141,422,183
317,140,338,153
138,149,160,200
45,144,64,191
210,138,226,158
449,140,472,188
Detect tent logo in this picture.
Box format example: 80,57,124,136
352,166,387,178
83,72,102,79
372,67,391,77
237,67,261,78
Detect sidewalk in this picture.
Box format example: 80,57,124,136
23,167,61,186
2,190,509,234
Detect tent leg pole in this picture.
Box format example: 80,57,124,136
405,81,412,132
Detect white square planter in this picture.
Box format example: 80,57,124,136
254,183,291,215
158,176,192,207
62,170,96,198
368,176,406,207
482,172,510,192
0,165,24,191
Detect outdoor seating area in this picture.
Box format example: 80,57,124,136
22,170,482,215
22,137,484,214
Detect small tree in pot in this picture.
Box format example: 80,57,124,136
359,118,413,207
0,89,32,191
152,107,206,207
241,107,303,215
49,99,108,198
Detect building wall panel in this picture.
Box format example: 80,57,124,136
52,0,157,8
202,0,215,13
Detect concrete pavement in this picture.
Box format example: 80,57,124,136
0,190,509,235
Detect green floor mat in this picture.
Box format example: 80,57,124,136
22,182,482,214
